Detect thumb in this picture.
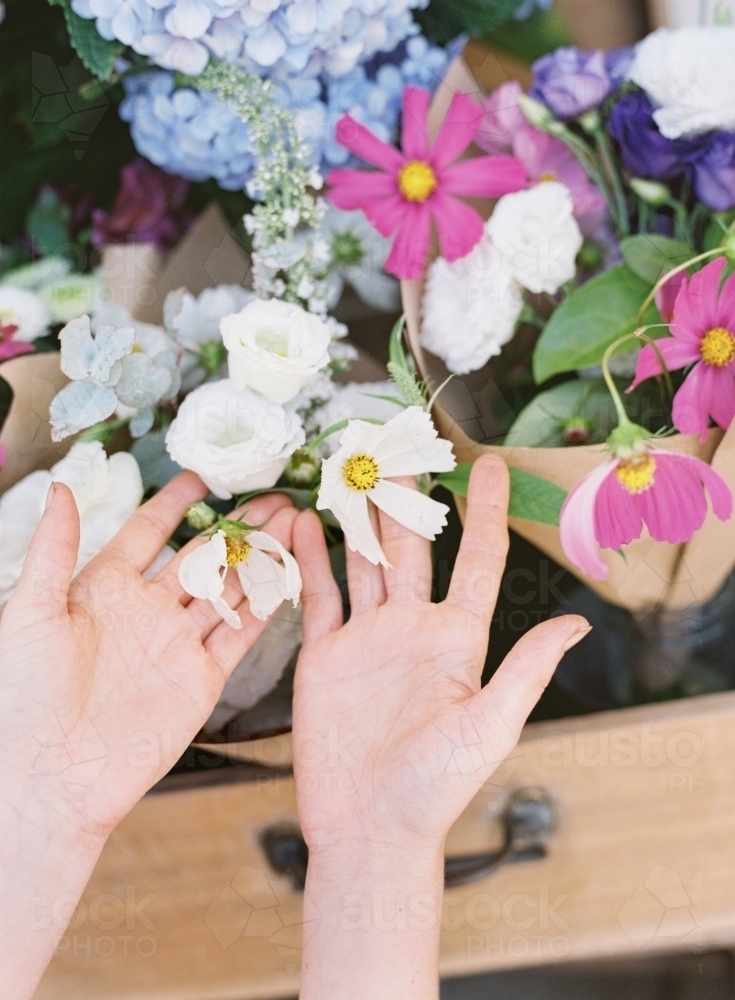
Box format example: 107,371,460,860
12,482,80,619
467,615,591,768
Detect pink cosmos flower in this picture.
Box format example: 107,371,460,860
0,322,35,363
476,81,605,218
654,268,686,323
325,86,527,280
560,445,733,580
628,257,735,441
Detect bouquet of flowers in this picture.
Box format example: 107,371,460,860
330,24,735,615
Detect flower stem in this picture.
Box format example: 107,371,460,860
600,326,671,427
636,247,723,325
593,124,629,235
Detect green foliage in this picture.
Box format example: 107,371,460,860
434,463,567,527
533,265,662,383
416,0,525,45
505,378,622,447
620,234,693,284
481,3,571,62
48,0,124,80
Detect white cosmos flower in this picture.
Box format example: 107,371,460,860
221,298,332,405
627,26,735,139
0,441,143,608
420,240,523,375
165,378,305,500
317,406,456,568
487,182,582,295
179,528,302,627
0,285,51,341
314,380,403,455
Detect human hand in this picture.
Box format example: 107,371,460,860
0,473,296,996
292,455,589,999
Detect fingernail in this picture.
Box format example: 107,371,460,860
562,624,592,652
45,483,56,511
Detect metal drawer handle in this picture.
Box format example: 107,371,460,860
261,788,555,892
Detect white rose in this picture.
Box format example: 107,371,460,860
0,441,143,608
165,378,305,500
221,298,332,405
487,182,582,296
0,285,51,341
627,26,735,139
420,241,523,375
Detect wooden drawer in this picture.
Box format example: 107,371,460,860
37,691,735,999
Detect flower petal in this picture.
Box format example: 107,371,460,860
384,202,431,279
593,468,643,549
661,451,734,522
326,169,398,206
370,478,449,541
672,256,727,341
178,531,227,601
430,91,482,172
333,114,404,173
429,192,484,263
559,460,617,581
706,365,735,431
639,451,707,543
374,406,456,477
316,466,389,567
439,155,527,199
627,338,701,392
360,194,409,239
672,362,712,441
716,268,735,329
401,86,430,161
249,530,302,606
236,547,288,621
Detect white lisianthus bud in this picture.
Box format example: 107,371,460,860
517,93,555,131
221,298,332,405
629,177,671,207
165,378,305,500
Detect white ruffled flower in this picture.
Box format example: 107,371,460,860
1,256,71,291
178,527,301,627
317,407,456,567
221,298,332,404
0,442,143,608
314,380,403,455
172,284,255,350
420,240,523,375
0,285,51,342
321,206,400,312
40,273,107,324
487,182,582,295
627,26,735,139
165,378,305,499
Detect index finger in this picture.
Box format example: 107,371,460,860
444,455,510,630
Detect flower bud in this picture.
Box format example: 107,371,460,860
518,93,555,132
186,502,218,531
722,230,735,262
629,177,671,207
578,109,601,133
563,416,590,446
285,448,321,486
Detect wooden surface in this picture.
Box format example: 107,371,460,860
37,690,735,999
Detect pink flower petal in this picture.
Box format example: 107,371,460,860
655,269,685,324
716,268,735,330
326,169,398,202
429,191,484,263
672,256,727,341
401,86,430,161
0,341,36,362
626,337,701,392
476,81,525,154
334,114,404,173
429,91,483,172
638,450,707,543
361,193,409,238
593,468,643,549
672,362,711,441
705,365,735,431
439,155,527,199
559,460,617,581
384,202,431,279
670,452,734,522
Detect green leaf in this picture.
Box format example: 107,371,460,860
388,313,409,371
48,0,124,80
416,0,526,45
508,468,567,527
620,234,692,284
533,265,661,383
504,378,621,448
433,463,567,527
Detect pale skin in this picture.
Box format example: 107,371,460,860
0,455,588,998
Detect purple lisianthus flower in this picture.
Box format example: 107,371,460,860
92,158,194,252
530,46,630,119
608,93,699,180
687,131,735,212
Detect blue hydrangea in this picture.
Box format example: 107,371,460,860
120,33,455,189
71,0,428,78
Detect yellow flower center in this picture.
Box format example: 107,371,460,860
538,170,557,181
615,454,656,494
225,537,252,566
398,161,437,202
700,326,735,367
343,454,379,492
